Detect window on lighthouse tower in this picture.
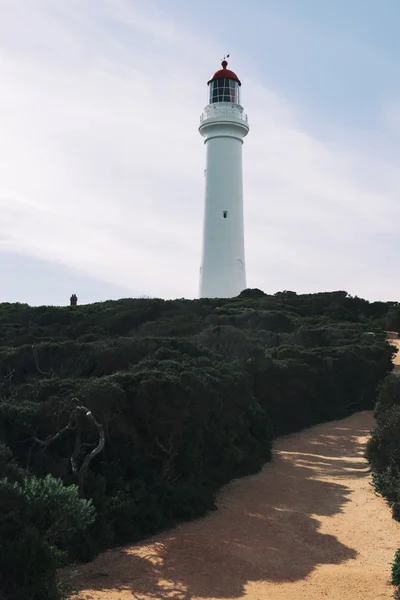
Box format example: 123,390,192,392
209,79,240,104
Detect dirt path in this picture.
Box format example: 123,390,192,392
69,411,399,600
388,332,400,372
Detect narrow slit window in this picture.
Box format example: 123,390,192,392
223,211,228,218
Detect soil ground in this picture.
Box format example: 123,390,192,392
68,410,400,600
388,332,400,372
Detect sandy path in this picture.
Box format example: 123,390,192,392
388,332,400,372
69,411,399,600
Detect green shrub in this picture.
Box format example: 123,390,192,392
392,549,400,586
0,474,95,600
374,374,400,423
370,468,400,505
366,406,400,476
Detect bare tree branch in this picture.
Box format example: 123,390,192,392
34,410,77,449
79,409,105,478
31,344,54,378
154,434,180,484
0,369,15,400
34,398,105,496
70,425,81,475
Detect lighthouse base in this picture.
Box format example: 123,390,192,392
200,263,246,298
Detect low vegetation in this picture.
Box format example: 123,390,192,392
0,289,398,599
365,368,400,596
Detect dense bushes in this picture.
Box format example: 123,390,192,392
0,461,94,600
366,374,400,500
393,549,400,587
365,369,400,595
0,290,397,598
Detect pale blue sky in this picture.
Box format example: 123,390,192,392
0,0,399,305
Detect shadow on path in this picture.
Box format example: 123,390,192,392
71,412,373,600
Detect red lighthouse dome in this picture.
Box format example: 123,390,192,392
208,59,241,85
207,59,241,105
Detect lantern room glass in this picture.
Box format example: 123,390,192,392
209,78,241,105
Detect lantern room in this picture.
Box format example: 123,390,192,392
207,59,241,105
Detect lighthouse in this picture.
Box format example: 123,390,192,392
199,59,249,298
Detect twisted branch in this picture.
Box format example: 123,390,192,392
34,399,105,496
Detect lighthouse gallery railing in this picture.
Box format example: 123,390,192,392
200,105,248,126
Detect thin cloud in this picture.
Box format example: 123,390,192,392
0,0,399,301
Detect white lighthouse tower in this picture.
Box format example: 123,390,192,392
199,59,249,298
